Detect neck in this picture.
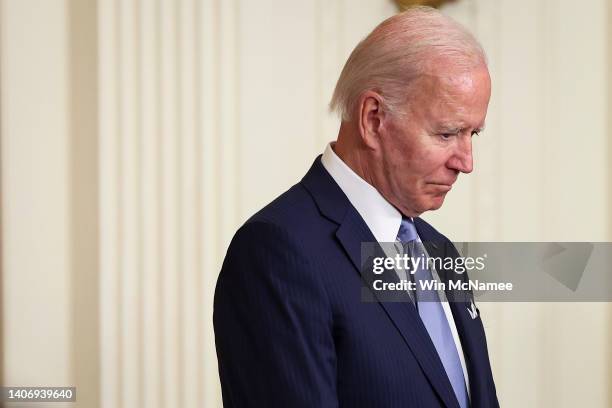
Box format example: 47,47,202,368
332,123,422,219
333,124,375,187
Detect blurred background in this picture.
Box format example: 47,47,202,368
1,0,611,407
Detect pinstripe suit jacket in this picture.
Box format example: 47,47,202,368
214,156,499,407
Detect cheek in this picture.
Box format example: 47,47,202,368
389,149,439,192
380,130,448,189
419,148,452,174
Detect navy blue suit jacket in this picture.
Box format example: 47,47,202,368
214,157,499,407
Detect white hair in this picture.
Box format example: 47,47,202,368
329,6,487,122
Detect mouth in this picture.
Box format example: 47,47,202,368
427,182,453,193
429,181,454,187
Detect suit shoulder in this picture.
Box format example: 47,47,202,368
226,181,335,263
220,184,324,280
243,182,320,233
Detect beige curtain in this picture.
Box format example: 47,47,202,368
1,0,610,407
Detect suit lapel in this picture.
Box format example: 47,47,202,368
336,208,460,408
447,300,488,408
302,158,460,408
416,220,493,408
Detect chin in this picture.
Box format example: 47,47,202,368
425,195,446,211
402,194,446,216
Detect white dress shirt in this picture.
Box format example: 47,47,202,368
321,142,471,398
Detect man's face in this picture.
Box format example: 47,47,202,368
376,63,491,217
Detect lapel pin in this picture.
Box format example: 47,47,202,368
467,300,478,320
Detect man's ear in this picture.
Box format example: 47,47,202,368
357,91,385,149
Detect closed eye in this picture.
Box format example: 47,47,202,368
440,132,458,140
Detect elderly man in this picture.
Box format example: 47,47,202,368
214,7,499,408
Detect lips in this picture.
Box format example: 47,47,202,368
429,181,455,187
427,182,454,193
429,175,458,186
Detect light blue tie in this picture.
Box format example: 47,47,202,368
397,218,469,408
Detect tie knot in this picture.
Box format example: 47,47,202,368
396,217,418,243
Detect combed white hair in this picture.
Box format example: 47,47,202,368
329,6,487,122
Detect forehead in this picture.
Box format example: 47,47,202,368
423,60,490,96
411,64,491,128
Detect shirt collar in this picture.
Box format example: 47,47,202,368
321,142,403,242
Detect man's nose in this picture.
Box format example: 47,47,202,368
447,138,473,174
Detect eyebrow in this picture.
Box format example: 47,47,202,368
438,124,486,133
473,125,486,133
